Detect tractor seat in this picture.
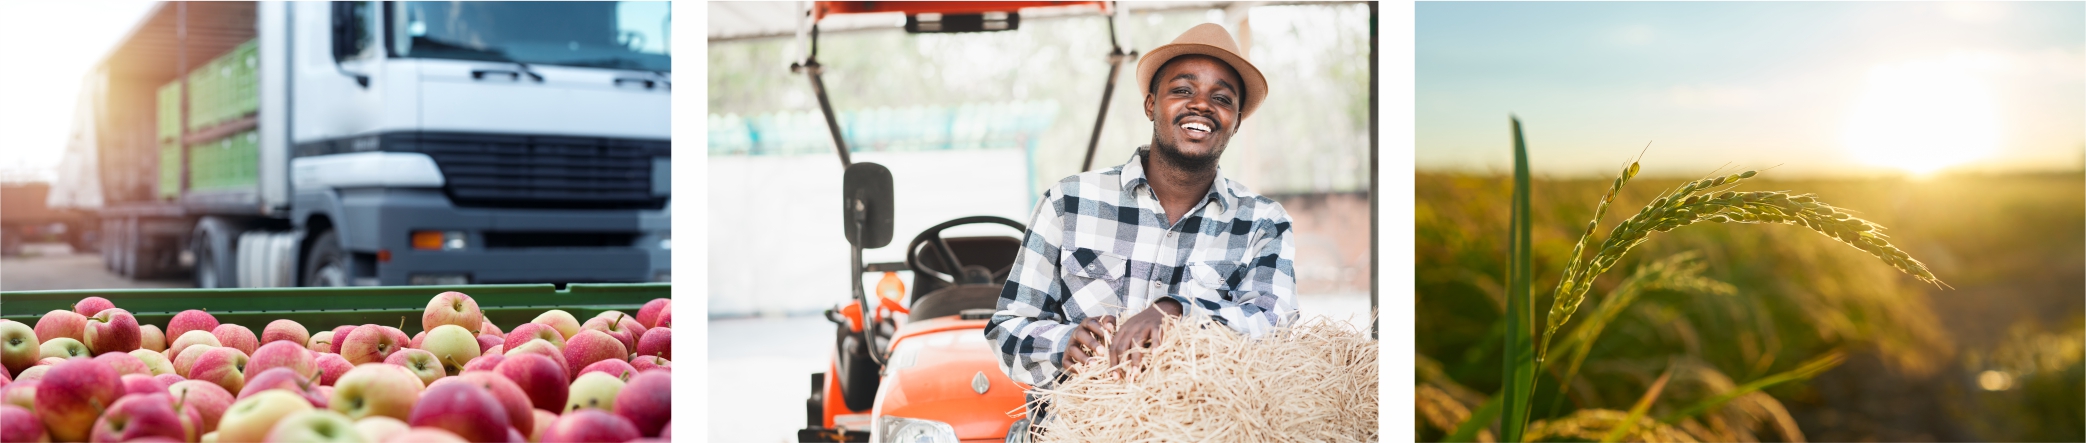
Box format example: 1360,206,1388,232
908,283,1003,322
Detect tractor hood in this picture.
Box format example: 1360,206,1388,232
872,317,1028,441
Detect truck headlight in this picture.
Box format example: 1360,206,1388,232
874,416,957,443
412,230,466,251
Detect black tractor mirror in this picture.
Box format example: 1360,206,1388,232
842,162,893,249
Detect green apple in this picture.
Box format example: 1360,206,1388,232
217,390,314,442
263,409,364,442
330,363,424,422
39,337,89,360
419,325,480,376
564,371,627,413
0,320,39,375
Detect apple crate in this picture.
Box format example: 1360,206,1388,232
0,283,669,337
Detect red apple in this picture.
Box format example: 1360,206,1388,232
3,380,37,409
561,330,627,380
461,353,504,373
165,310,220,346
406,382,510,442
385,349,446,387
217,389,316,442
341,325,409,366
635,299,670,329
237,367,328,408
38,337,88,360
131,349,176,376
33,310,87,344
84,308,142,355
213,324,260,356
380,427,467,443
615,371,671,437
89,392,188,442
429,372,534,434
167,380,235,434
493,353,568,413
0,320,40,376
260,320,310,348
409,331,425,350
0,404,46,443
121,373,168,396
503,322,567,352
313,354,353,386
564,371,626,413
540,410,640,443
263,409,362,443
530,310,582,340
635,327,671,360
630,355,670,373
246,341,317,381
478,321,503,337
154,373,185,387
580,314,641,352
353,416,410,442
307,330,335,354
94,351,150,376
139,325,166,352
189,347,251,394
505,340,570,375
419,325,480,376
34,358,121,441
328,325,357,355
73,297,116,317
655,304,671,328
475,334,503,354
168,330,222,362
579,358,637,380
329,363,425,421
173,344,218,378
422,291,486,335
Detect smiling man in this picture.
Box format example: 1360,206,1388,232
986,22,1301,429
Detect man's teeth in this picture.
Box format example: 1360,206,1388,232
1182,122,1210,133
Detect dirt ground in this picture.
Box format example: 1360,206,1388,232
0,243,188,291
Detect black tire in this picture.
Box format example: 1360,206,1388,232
302,230,349,287
191,217,241,288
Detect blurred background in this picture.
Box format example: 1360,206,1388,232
708,2,1374,441
1,2,673,292
1417,2,2083,442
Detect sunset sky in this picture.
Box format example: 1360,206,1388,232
1417,2,2085,178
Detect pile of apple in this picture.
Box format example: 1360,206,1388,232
0,291,673,443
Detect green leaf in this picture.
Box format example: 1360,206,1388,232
1660,350,1847,423
1502,116,1537,443
1600,368,1673,443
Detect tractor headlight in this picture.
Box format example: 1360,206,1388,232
873,415,957,443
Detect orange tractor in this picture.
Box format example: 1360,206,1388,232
790,2,1125,442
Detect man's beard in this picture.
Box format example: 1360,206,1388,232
1152,127,1226,173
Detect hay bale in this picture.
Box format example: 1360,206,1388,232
1025,314,1378,442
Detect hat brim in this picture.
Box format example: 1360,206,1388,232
1135,43,1268,119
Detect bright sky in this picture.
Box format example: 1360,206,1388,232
1417,2,2085,178
0,1,157,182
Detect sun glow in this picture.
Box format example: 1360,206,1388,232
1842,57,2002,176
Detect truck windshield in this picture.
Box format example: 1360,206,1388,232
393,1,670,72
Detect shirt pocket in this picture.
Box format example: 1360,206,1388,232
1060,247,1128,310
1180,260,1244,303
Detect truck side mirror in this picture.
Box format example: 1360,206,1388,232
330,2,364,61
842,162,893,249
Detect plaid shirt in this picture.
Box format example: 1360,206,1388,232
987,146,1299,389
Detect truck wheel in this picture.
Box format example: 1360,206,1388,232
191,217,241,288
303,230,349,287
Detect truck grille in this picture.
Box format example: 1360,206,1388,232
407,132,670,210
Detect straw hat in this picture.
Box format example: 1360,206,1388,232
1135,23,1268,119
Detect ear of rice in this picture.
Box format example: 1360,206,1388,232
1024,313,1379,442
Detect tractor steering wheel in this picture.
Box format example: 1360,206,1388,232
905,216,1028,286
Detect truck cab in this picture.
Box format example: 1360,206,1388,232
61,1,672,288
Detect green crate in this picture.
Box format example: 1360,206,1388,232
0,284,672,336
157,141,182,199
157,81,181,141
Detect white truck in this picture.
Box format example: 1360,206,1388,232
51,2,672,287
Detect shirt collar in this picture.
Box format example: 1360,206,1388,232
1121,146,1235,214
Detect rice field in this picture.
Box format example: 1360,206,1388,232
1416,164,2084,441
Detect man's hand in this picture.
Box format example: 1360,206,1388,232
1109,298,1184,372
1062,315,1116,372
